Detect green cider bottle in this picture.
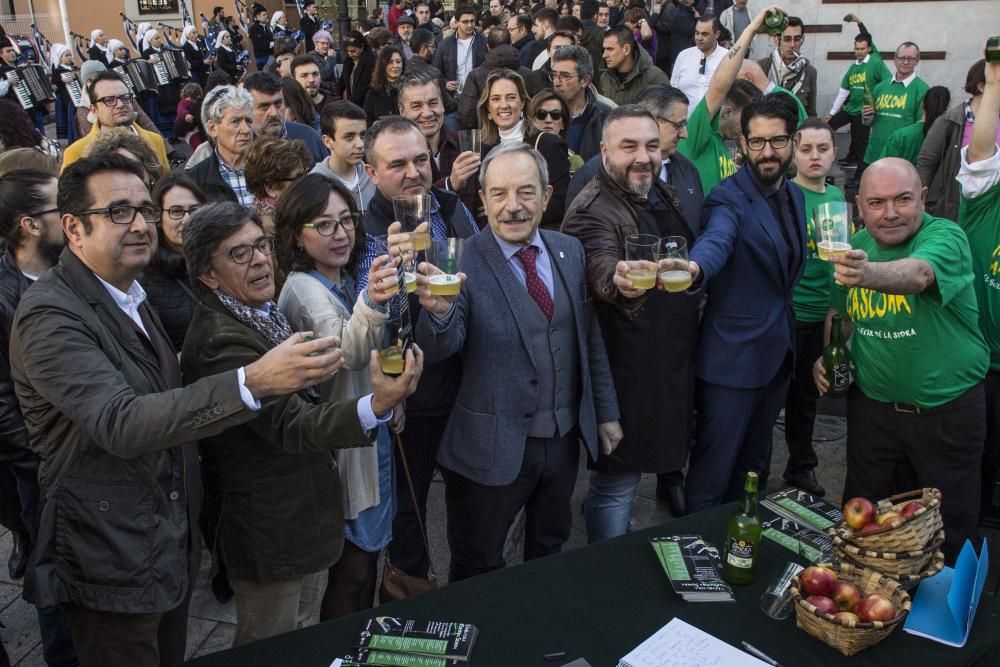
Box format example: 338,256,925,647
862,80,876,127
763,9,788,36
824,314,851,399
722,472,762,585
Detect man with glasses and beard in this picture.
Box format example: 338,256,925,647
62,71,170,172
562,106,700,538
682,93,806,513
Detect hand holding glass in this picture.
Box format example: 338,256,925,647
425,237,464,296
814,202,851,261
624,234,659,291
393,194,432,250
459,129,481,154
658,236,692,292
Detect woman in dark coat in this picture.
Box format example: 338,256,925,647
141,173,207,352
339,31,375,110
364,46,405,125
214,31,239,80
179,201,421,647
181,25,208,86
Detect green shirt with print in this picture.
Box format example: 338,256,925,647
863,76,929,164
840,48,891,115
958,178,1000,370
833,213,988,407
677,97,737,194
793,183,845,322
882,122,925,165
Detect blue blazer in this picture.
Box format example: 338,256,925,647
689,165,806,389
416,229,620,486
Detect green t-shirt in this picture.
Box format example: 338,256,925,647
863,76,929,164
677,97,737,194
840,49,891,115
958,178,1000,370
882,121,925,165
772,85,808,125
793,183,845,322
834,214,988,407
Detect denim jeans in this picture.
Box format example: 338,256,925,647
583,471,642,544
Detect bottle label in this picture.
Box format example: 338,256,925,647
726,537,754,569
831,362,850,390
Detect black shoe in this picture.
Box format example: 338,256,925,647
783,468,826,497
657,477,686,516
7,531,29,580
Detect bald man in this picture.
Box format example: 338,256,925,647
813,158,988,562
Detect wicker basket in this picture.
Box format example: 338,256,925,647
790,562,911,656
895,549,947,590
833,530,945,578
832,488,942,553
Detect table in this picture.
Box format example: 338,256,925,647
185,504,1000,666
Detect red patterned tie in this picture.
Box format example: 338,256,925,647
516,246,553,320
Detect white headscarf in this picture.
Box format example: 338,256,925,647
215,31,231,52
50,43,71,69
270,11,285,28
106,39,125,63
89,28,105,50
181,25,198,46
142,29,160,52
136,22,151,46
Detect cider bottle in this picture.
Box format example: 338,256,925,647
824,314,851,399
722,472,762,586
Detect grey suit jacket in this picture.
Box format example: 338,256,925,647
416,229,620,486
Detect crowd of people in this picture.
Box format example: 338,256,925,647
0,0,997,665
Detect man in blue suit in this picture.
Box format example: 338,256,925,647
414,142,622,582
684,93,806,513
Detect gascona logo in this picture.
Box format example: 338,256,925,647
845,288,913,321
876,93,911,111
848,72,867,87
991,244,1000,276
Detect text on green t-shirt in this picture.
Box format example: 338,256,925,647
958,179,1000,370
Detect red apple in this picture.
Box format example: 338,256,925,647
801,566,838,597
860,521,883,534
832,580,862,612
843,497,876,530
856,593,896,622
806,595,838,615
876,511,901,527
833,611,860,624
900,501,925,519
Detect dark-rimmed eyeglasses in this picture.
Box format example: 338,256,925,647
28,207,60,218
745,135,792,151
302,213,360,236
164,205,201,220
74,204,161,224
658,117,688,132
221,236,276,264
534,108,564,121
96,94,134,107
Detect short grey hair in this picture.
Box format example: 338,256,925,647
183,201,263,284
601,104,658,144
397,70,441,107
201,84,253,126
364,115,424,166
479,142,549,191
551,45,593,81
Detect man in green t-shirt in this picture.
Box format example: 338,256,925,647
955,57,1000,520
783,119,843,497
814,158,988,561
824,15,891,172
860,42,929,168
676,6,770,194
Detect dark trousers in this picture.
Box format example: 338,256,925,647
982,373,1000,517
442,431,579,583
844,383,986,562
829,109,871,166
783,320,825,473
686,357,792,514
388,414,449,578
62,600,189,667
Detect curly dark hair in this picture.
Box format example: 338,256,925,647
0,100,43,151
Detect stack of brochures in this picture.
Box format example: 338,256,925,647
333,617,479,667
649,535,735,602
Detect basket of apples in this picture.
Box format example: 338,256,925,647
790,563,911,656
833,529,946,581
833,488,943,553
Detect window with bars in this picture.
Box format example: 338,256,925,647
137,0,180,14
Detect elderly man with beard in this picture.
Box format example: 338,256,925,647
189,85,255,205
62,71,170,172
682,93,806,512
562,106,700,539
244,72,328,167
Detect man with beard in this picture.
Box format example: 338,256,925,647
62,71,170,172
683,93,806,512
562,106,700,538
292,54,336,117
394,16,415,60
244,72,328,167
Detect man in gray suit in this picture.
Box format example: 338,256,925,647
413,142,622,582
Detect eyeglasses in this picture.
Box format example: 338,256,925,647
658,117,688,132
780,35,804,43
458,18,476,24
165,205,201,220
96,94,134,107
301,212,360,236
895,56,919,63
222,236,276,264
745,135,792,151
698,58,706,75
548,70,579,82
28,207,60,218
534,108,564,121
74,204,161,224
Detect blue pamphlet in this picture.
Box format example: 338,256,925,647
902,539,989,647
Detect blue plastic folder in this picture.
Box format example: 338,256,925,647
903,539,989,647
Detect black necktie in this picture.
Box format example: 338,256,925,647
771,187,801,275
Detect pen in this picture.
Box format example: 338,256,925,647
741,641,781,667
543,651,567,661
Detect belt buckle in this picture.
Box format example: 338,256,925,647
893,402,921,414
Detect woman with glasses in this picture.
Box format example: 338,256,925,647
275,174,401,619
140,173,207,352
477,69,569,229
244,137,312,236
527,88,586,175
364,46,406,125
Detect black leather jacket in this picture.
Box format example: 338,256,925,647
0,250,33,439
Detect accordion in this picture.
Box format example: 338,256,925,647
153,50,190,85
7,64,55,110
61,70,84,107
119,59,159,95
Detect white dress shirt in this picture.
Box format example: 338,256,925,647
670,44,726,116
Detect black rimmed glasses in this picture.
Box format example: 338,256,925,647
745,135,792,151
28,207,60,218
96,94,134,107
658,116,688,132
74,205,161,224
164,205,201,220
222,236,275,264
301,213,360,236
